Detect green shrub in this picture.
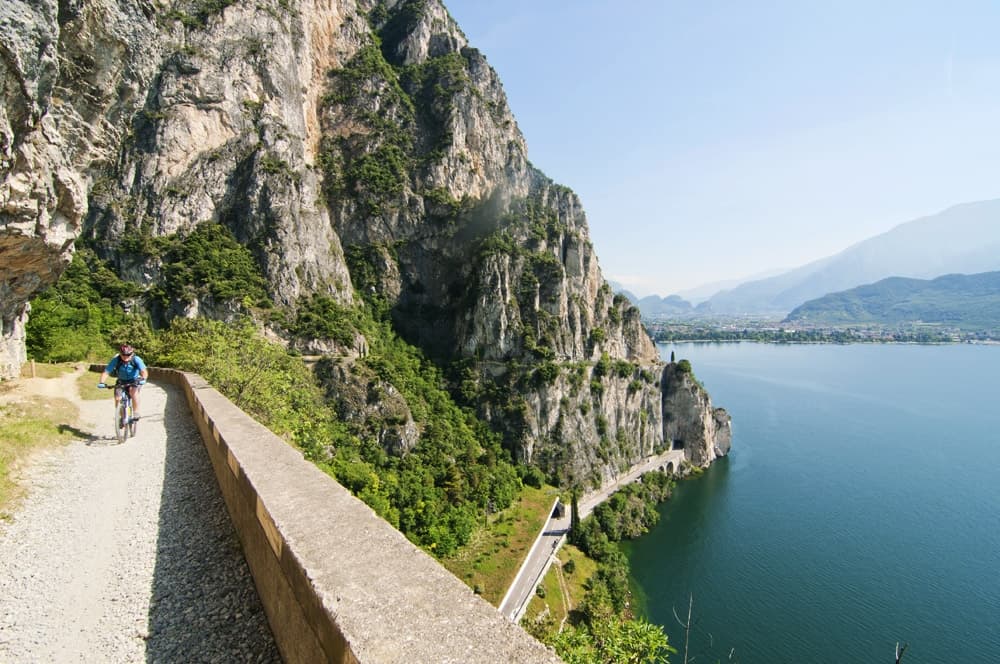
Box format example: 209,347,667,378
26,249,131,362
292,294,357,346
518,465,546,489
592,352,611,379
533,361,560,386
613,360,634,379
157,222,270,307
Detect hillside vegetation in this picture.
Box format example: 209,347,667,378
784,271,1000,331
27,243,521,558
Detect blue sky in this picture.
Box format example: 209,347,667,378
444,0,1000,297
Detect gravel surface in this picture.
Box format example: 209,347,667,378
0,371,281,663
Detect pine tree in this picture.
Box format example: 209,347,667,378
569,487,581,543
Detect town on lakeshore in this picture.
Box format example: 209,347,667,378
644,318,1000,344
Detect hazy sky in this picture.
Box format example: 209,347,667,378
444,0,1000,297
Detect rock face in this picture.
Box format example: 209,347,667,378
0,0,729,479
661,363,732,467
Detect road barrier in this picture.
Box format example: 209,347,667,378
150,368,560,664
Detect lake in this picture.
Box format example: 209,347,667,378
625,342,1000,663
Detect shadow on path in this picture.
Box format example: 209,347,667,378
146,384,280,663
57,423,103,444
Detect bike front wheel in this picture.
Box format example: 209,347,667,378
114,400,129,443
128,403,138,437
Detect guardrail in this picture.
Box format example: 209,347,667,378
150,368,561,663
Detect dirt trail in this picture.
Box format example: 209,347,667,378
0,366,279,663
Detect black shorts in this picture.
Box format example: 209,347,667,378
114,382,141,396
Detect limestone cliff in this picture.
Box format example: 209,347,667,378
661,362,732,467
0,0,730,481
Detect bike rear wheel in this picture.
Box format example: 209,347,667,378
114,400,129,443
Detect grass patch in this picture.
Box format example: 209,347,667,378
442,484,560,606
524,543,597,628
0,396,80,516
76,369,108,401
525,559,563,621
19,362,76,379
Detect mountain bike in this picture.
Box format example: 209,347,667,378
99,381,143,443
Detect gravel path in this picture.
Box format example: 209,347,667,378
0,370,280,663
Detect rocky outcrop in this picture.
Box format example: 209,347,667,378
522,367,665,488
83,0,358,309
661,362,732,467
1,0,728,482
1,0,361,376
0,0,134,376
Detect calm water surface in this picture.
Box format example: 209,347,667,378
625,343,1000,663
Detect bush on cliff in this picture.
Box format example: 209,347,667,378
152,313,521,557
26,249,133,362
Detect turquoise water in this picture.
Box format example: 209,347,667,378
625,343,1000,663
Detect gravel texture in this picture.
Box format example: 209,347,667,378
0,372,281,663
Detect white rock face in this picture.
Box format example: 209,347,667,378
661,363,732,468
0,0,158,376
0,0,365,377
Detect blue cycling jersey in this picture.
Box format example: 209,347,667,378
105,355,147,382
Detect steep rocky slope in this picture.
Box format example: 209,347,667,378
1,0,729,483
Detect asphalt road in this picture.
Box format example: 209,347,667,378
499,449,686,622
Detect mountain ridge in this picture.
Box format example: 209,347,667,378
702,199,1000,316
783,271,1000,330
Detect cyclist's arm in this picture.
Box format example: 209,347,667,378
136,356,149,383
100,357,118,385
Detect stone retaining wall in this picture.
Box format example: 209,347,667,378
150,368,560,664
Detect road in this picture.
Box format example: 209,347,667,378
498,449,685,622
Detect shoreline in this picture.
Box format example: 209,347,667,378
656,338,1000,345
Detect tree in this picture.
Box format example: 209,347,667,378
549,618,674,663
570,487,581,542
594,617,675,664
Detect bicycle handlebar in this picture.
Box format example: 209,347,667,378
98,380,146,388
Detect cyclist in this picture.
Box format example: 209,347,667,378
98,344,149,419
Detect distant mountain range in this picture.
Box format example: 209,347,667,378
701,199,1000,316
608,283,699,318
612,198,1000,321
674,268,789,304
636,294,695,316
783,271,1000,330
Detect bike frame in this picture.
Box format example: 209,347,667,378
109,382,138,442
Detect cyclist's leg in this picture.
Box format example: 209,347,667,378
130,383,141,418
